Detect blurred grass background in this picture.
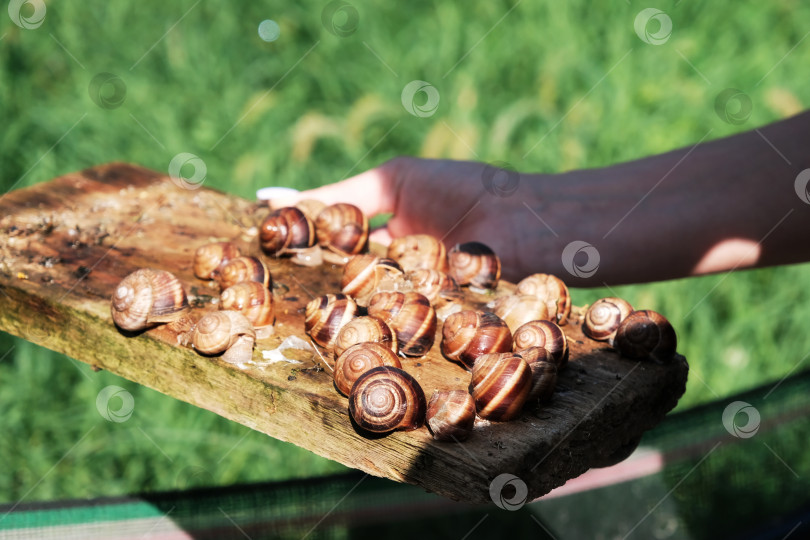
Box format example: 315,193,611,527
1,0,809,504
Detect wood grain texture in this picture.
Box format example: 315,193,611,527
0,163,689,503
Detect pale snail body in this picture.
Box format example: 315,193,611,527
192,310,256,364
519,347,558,402
259,207,316,256
367,292,437,357
315,203,369,257
440,310,513,369
447,241,501,290
614,310,677,360
304,293,359,350
515,273,572,325
220,282,274,339
583,297,634,344
426,390,476,442
405,269,461,305
348,366,427,433
513,320,569,369
492,294,551,333
334,315,398,358
387,234,448,273
341,254,404,306
111,268,190,331
334,342,402,397
469,352,532,422
193,242,241,280
217,256,272,291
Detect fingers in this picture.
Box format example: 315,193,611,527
369,226,393,246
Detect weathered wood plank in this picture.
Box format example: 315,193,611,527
0,163,688,503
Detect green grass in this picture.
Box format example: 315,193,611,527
2,0,810,504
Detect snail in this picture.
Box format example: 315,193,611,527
515,273,572,325
333,315,398,358
217,256,272,291
192,310,256,364
512,320,569,369
315,203,369,258
492,294,551,333
469,352,532,422
220,281,274,339
367,291,437,357
341,254,404,306
304,293,359,350
583,297,634,344
348,366,427,433
387,234,448,272
404,269,461,305
193,242,241,281
259,207,316,256
440,310,513,369
614,310,677,360
447,241,501,290
518,347,558,402
111,268,190,331
294,199,327,222
426,390,476,442
333,342,402,397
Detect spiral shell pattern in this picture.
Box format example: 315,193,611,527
426,390,476,442
220,281,274,328
387,234,448,272
441,310,512,369
334,315,398,358
341,255,403,306
405,269,461,305
192,310,256,357
348,366,426,433
111,268,189,331
614,310,677,360
334,342,402,396
469,352,532,422
513,320,569,369
492,294,551,333
304,293,358,350
259,207,315,255
447,242,501,289
518,347,558,402
583,297,633,344
193,242,241,280
217,256,272,291
367,292,437,357
516,273,572,324
315,203,369,256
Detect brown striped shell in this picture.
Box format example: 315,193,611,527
367,292,437,357
259,207,315,255
440,310,512,369
193,242,241,280
447,242,501,289
334,342,402,397
315,203,369,256
341,254,404,306
348,366,426,433
405,269,461,305
518,347,558,402
217,256,272,290
469,352,532,422
513,320,569,369
192,310,256,364
492,294,551,333
111,268,190,331
614,310,677,360
583,297,634,344
220,282,274,329
304,293,358,350
294,199,327,222
334,315,398,358
387,234,448,272
426,390,476,442
515,273,572,325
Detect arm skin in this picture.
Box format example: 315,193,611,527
271,111,810,286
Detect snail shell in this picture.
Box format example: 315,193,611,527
259,207,316,256
304,293,359,350
387,234,448,272
583,297,634,344
192,310,256,364
341,254,404,306
220,281,274,336
426,390,476,442
614,310,677,360
469,352,532,422
217,256,272,291
405,269,461,305
515,273,572,325
334,342,402,397
348,366,427,433
440,310,513,369
518,347,558,402
294,199,327,222
315,203,369,257
492,294,551,333
334,315,398,358
367,292,437,357
111,268,190,331
513,320,569,369
447,242,501,289
193,242,241,280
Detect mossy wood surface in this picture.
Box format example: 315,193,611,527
0,163,688,503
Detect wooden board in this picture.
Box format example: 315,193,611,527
0,163,688,503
